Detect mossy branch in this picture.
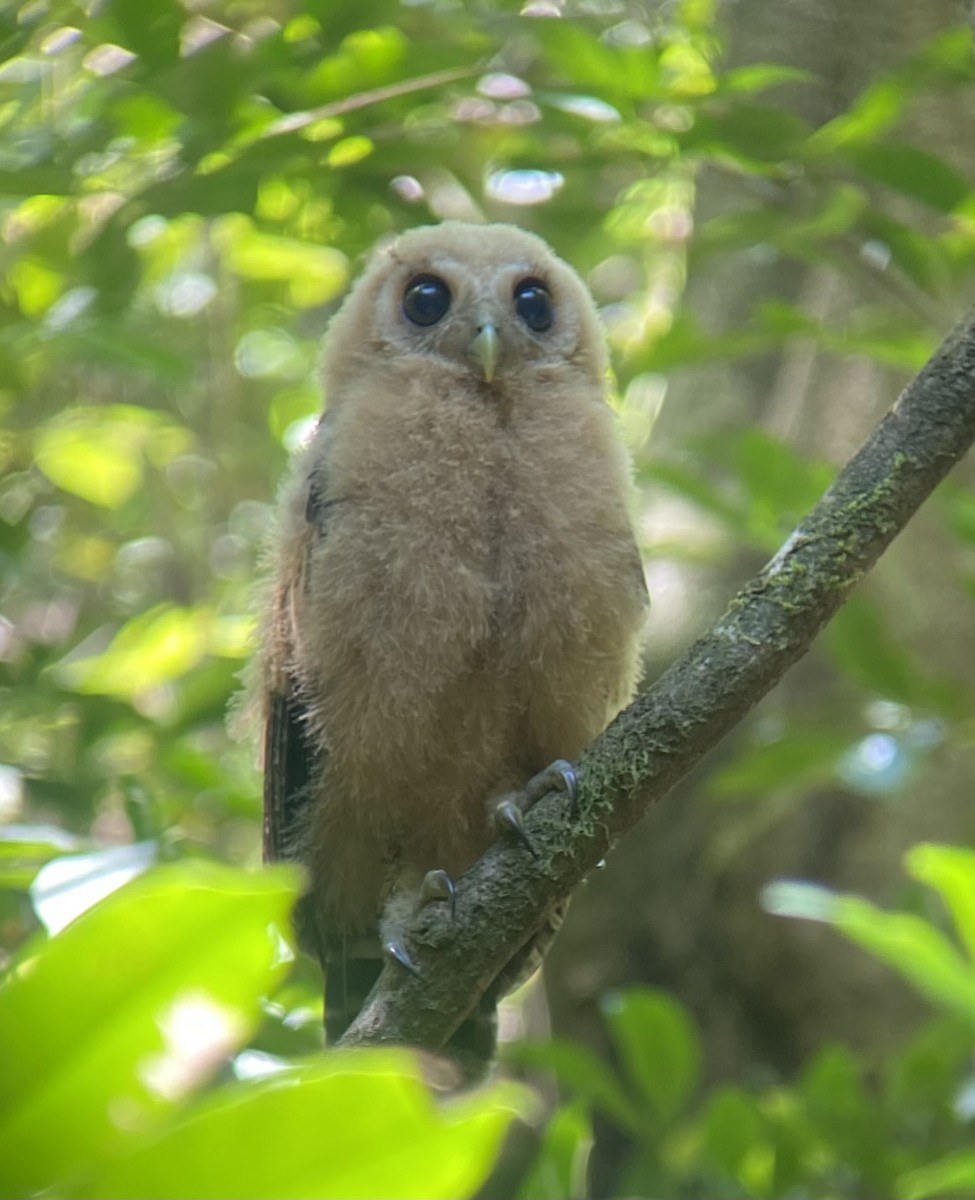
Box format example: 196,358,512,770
340,310,975,1053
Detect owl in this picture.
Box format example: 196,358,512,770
258,220,647,1066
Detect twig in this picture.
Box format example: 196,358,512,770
260,67,480,140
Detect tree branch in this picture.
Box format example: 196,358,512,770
339,310,975,1053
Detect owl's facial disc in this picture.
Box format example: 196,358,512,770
472,323,499,382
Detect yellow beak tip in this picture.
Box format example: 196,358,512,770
472,324,499,383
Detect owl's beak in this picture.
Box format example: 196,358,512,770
472,323,499,383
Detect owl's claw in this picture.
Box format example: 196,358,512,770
494,759,578,856
542,759,578,811
384,939,421,978
495,799,538,858
419,868,456,919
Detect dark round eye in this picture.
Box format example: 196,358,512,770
513,278,554,332
403,274,451,326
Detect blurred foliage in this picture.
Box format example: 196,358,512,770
2,0,975,1196
0,860,529,1198
514,844,975,1199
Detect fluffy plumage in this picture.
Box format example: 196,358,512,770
258,220,647,1053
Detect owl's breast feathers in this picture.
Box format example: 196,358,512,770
272,361,644,930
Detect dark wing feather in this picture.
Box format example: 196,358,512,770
262,686,316,864
263,416,334,869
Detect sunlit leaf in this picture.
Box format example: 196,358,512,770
764,881,975,1024
87,1053,529,1200
7,256,62,317
327,136,374,168
55,605,213,699
906,844,975,966
308,27,409,98
33,406,192,509
216,217,348,308
898,1151,975,1200
722,64,816,94
0,861,300,1196
807,78,906,151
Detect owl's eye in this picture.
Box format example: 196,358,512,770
403,275,451,326
513,278,554,333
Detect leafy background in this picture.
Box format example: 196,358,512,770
2,0,975,1196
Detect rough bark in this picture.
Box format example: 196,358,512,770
339,311,975,1052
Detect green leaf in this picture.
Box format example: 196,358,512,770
601,987,700,1123
307,27,409,98
506,1038,640,1132
55,605,215,699
699,1085,764,1180
938,482,975,547
517,1102,592,1200
722,64,816,94
709,729,849,799
638,460,743,528
824,597,921,706
799,1044,882,1174
215,216,348,307
108,0,183,66
807,78,906,151
0,861,301,1196
850,143,972,213
729,429,835,542
685,101,811,165
33,406,192,509
906,844,975,966
857,210,951,295
535,22,661,104
764,881,975,1025
65,328,192,381
885,1016,974,1121
898,1151,975,1200
0,825,84,890
87,1054,527,1200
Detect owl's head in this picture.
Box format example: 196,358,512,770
322,221,608,401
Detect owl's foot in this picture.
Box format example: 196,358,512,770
494,758,578,857
381,867,457,980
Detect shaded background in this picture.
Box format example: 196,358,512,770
2,1,975,1196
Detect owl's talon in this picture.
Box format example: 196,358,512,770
548,759,578,811
522,758,577,809
385,940,422,978
419,868,456,919
496,799,538,858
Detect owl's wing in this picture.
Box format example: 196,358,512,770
262,425,333,868
262,685,318,864
261,421,383,1039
